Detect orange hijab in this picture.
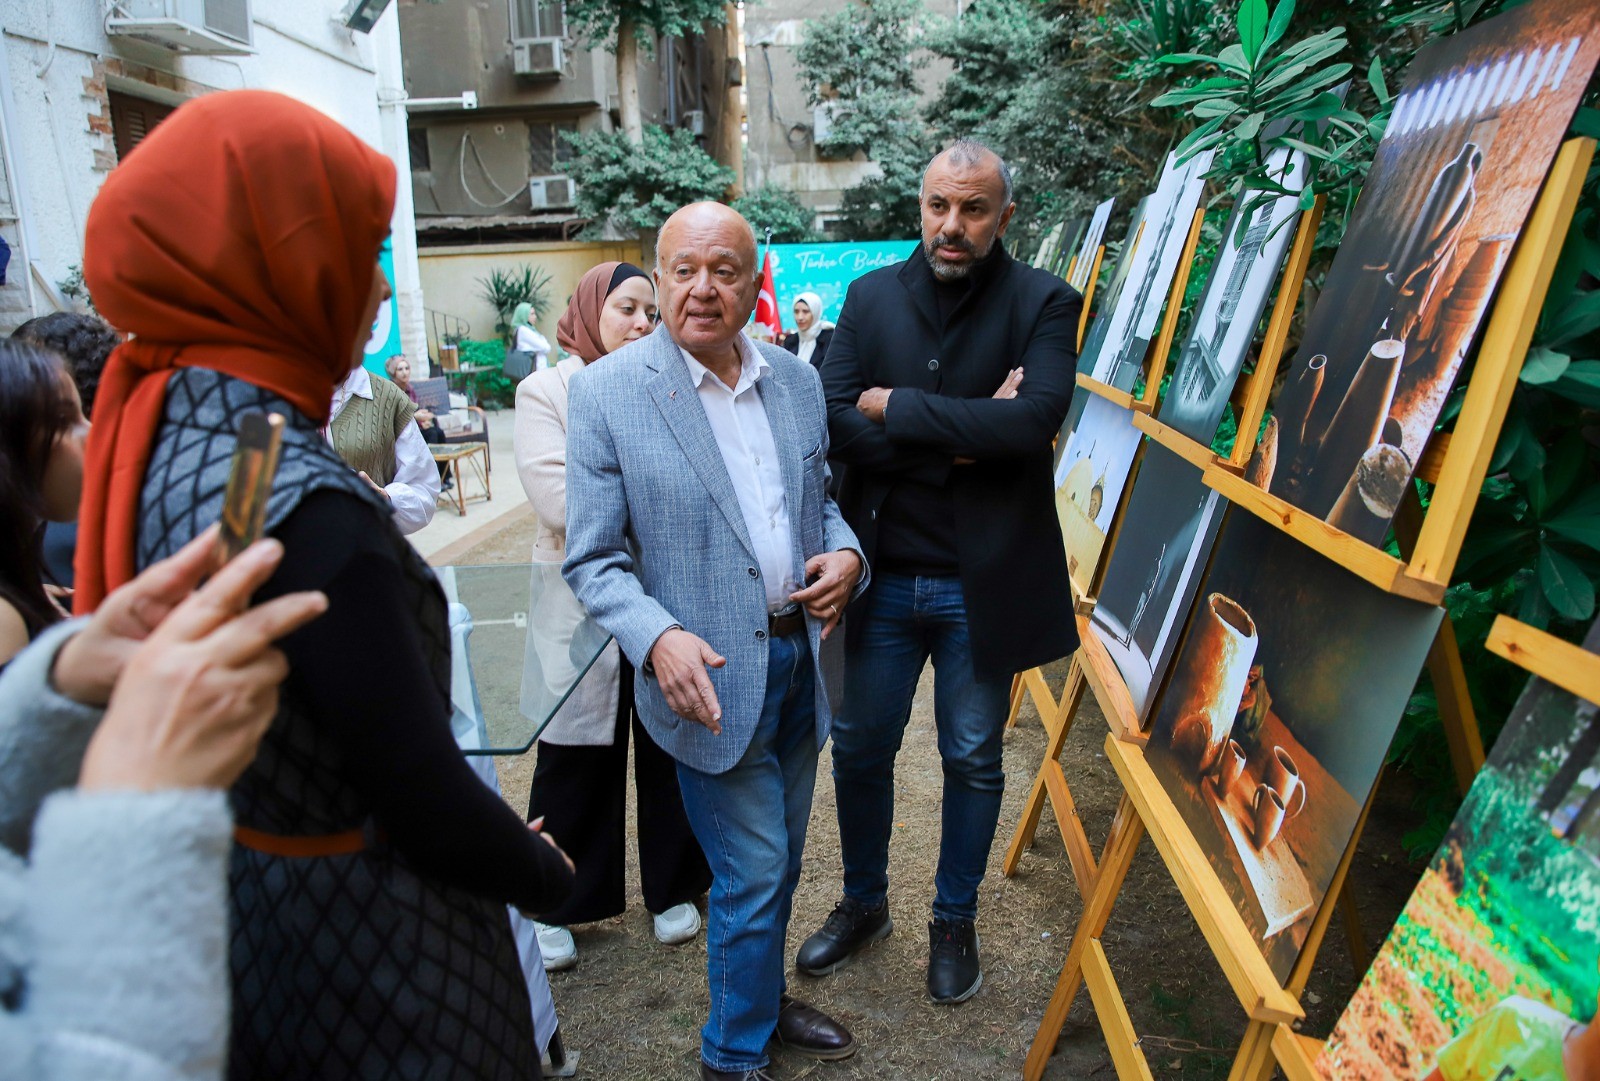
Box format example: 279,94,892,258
74,90,396,612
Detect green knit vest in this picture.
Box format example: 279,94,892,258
330,374,416,486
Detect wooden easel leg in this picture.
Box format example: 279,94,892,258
1393,483,1486,796
1226,1021,1278,1081
1007,672,1027,730
1004,661,1087,877
1337,876,1371,976
1428,614,1487,794
1023,793,1146,1081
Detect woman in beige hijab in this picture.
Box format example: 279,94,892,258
512,262,711,972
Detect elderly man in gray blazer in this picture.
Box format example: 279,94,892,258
564,202,868,1081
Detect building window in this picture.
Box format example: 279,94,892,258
511,0,565,39
408,127,431,171
529,120,577,175
109,91,179,163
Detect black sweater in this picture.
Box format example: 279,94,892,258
259,490,574,913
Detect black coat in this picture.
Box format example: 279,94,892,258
783,327,834,370
821,245,1083,682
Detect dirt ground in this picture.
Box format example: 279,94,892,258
457,518,1425,1080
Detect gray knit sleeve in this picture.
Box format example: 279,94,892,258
0,621,104,857
21,788,233,1081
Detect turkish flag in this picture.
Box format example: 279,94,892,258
754,251,783,341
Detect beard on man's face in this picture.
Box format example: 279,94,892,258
922,230,994,282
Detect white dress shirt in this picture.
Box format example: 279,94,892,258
680,341,797,611
328,366,442,536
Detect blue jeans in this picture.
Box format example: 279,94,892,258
675,629,817,1072
832,573,1011,923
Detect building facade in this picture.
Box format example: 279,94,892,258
0,1,427,356
398,0,729,243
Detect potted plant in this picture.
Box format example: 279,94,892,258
477,263,554,343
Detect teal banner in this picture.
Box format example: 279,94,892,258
768,240,918,333
362,239,402,375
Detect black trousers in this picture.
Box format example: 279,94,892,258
527,662,711,925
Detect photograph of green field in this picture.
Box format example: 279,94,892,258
1317,623,1600,1079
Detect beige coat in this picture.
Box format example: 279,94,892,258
514,355,622,746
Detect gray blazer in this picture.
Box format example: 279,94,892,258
564,322,867,775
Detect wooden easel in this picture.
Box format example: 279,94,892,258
1021,136,1594,1081
1270,612,1600,1081
1068,243,1107,348
1007,208,1207,729
1022,730,1377,1081
1003,200,1321,887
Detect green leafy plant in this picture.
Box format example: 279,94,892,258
1149,0,1386,223
564,125,735,237
57,264,96,314
732,184,824,243
476,264,553,342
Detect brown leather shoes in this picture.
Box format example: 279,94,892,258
772,994,858,1060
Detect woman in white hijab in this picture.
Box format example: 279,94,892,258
782,291,835,370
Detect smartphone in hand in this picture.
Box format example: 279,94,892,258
214,411,286,566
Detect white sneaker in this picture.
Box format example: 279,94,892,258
652,902,702,945
534,922,577,971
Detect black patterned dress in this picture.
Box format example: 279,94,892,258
136,369,570,1080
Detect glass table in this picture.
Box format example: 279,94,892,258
435,563,613,756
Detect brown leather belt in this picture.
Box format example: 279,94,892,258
234,825,370,858
768,608,806,639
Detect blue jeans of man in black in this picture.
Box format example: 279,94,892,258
830,573,1013,921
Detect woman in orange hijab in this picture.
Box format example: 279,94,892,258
78,91,573,1080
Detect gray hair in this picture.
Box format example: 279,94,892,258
922,139,1014,207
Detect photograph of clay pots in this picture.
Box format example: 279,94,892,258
1145,512,1443,980
1091,443,1227,722
1159,147,1310,446
1261,0,1600,546
1085,149,1214,394
1067,197,1116,293
1318,618,1600,1080
1053,394,1144,595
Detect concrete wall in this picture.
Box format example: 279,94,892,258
0,0,426,356
418,238,647,351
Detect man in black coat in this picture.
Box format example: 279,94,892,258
798,140,1082,1004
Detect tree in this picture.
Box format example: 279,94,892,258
732,184,823,243
563,0,729,143
796,0,934,239
564,125,734,235
921,0,1051,144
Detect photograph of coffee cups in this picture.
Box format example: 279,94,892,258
1212,738,1247,795
1266,745,1307,818
1252,783,1287,848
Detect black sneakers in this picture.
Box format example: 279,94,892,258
795,897,893,976
927,917,982,1004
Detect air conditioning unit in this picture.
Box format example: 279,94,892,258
107,0,254,54
513,37,564,78
682,109,706,137
528,175,576,210
812,101,847,143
